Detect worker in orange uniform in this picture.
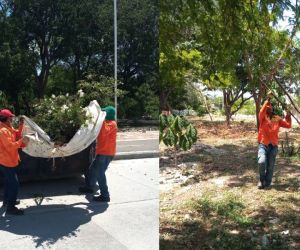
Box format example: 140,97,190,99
257,92,292,189
0,109,29,215
79,106,117,202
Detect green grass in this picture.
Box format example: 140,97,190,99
186,192,259,227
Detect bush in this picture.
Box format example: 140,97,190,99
120,83,159,119
77,74,124,108
32,93,90,144
0,91,14,112
196,104,207,116
236,99,256,115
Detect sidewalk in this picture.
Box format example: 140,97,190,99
117,130,158,141
0,158,159,250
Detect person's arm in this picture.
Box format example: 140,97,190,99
0,129,23,150
15,117,24,140
279,112,292,128
259,100,271,125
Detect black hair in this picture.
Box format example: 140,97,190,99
0,116,8,122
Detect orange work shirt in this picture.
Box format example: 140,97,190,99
95,120,117,156
258,101,291,146
0,122,24,167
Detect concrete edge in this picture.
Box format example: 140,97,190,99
1,198,159,217
114,150,159,160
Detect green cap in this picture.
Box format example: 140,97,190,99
102,106,116,120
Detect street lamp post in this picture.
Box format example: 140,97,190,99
114,0,117,121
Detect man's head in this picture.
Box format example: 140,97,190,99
266,104,273,117
0,109,15,124
102,106,116,121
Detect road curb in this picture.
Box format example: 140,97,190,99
114,150,159,160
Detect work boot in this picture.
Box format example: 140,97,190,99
93,195,110,202
6,206,24,216
78,186,94,194
258,182,265,190
264,185,272,190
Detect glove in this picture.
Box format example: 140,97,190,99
284,104,292,116
267,90,273,101
19,116,25,125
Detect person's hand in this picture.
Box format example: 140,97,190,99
22,136,30,145
286,111,292,118
285,104,292,117
19,116,25,125
267,90,273,101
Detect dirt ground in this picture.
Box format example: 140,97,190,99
160,119,300,250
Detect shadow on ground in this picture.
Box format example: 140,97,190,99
0,201,108,248
0,176,87,202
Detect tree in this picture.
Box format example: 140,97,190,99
160,0,300,127
0,1,35,114
0,0,159,119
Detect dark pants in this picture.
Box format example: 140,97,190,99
257,143,278,186
0,165,19,208
86,155,113,198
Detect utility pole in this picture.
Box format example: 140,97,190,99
114,0,117,121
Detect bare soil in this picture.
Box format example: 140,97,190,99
160,120,300,250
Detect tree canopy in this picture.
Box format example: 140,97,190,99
160,0,300,126
0,0,158,119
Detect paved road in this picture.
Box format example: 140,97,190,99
117,138,158,153
0,158,159,250
116,131,159,159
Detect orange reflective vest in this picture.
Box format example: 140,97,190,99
95,120,117,156
0,122,24,167
258,101,291,146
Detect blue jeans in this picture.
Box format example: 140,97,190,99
0,165,19,208
86,155,113,198
257,144,278,186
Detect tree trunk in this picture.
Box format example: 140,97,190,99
13,93,20,115
73,53,81,91
159,90,170,111
223,89,232,127
35,63,50,99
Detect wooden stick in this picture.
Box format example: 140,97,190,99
261,82,300,125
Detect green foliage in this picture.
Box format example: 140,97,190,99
160,0,299,124
0,0,158,119
120,83,159,119
46,66,74,95
77,75,123,108
187,193,257,227
32,93,90,144
159,114,197,151
0,91,14,111
236,99,256,115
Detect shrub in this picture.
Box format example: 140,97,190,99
160,114,198,165
0,91,14,112
77,74,125,108
32,93,90,144
120,83,159,119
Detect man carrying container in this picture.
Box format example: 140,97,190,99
79,106,117,202
0,109,29,215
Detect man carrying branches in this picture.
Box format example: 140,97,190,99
257,91,292,189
